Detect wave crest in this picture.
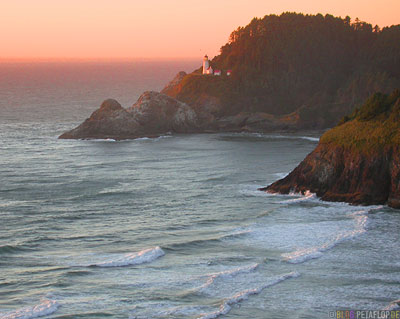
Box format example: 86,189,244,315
91,246,165,267
0,299,58,319
194,263,259,292
197,272,300,319
282,210,368,263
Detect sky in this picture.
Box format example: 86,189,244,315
1,0,399,60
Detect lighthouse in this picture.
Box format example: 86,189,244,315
202,55,211,74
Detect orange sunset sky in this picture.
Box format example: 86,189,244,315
1,0,399,60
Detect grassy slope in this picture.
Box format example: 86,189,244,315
320,90,400,152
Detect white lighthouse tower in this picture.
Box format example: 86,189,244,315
202,55,212,74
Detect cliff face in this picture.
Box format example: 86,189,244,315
59,92,201,140
262,90,400,208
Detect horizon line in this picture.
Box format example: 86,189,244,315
0,56,204,64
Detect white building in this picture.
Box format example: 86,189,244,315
202,55,229,76
202,55,211,74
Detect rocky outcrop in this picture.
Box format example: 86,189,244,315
59,71,301,139
59,99,139,139
128,91,199,134
161,71,187,96
261,90,400,208
262,144,397,206
59,92,200,140
215,112,293,132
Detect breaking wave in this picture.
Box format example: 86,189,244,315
282,210,368,263
239,184,279,197
194,263,259,292
268,135,320,142
99,182,133,194
0,299,59,319
90,246,165,267
135,135,172,141
197,272,300,319
282,190,317,203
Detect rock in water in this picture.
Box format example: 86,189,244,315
128,91,199,134
59,99,139,139
59,92,200,140
261,90,400,209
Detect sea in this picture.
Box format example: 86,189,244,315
0,60,399,319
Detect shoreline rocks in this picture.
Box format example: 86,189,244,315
261,90,400,208
59,92,202,140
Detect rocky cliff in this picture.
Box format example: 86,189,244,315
59,76,299,140
261,90,400,208
59,91,201,140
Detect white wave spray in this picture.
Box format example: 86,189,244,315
282,210,368,263
0,299,59,319
91,246,165,267
197,272,300,319
194,263,259,292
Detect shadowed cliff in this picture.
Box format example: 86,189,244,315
261,90,400,208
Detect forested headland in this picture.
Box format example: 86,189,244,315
164,12,400,129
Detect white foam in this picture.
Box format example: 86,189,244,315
89,138,117,142
197,272,300,319
268,134,320,142
282,190,316,203
239,184,278,197
134,137,151,141
0,299,59,319
298,136,320,142
92,246,165,267
282,210,368,263
135,135,172,141
99,182,132,194
195,263,259,291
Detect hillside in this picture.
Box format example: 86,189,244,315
164,12,400,129
262,90,400,208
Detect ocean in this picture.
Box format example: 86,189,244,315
0,61,399,319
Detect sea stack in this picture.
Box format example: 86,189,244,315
59,91,200,140
261,90,400,208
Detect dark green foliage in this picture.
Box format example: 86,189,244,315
179,13,400,126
